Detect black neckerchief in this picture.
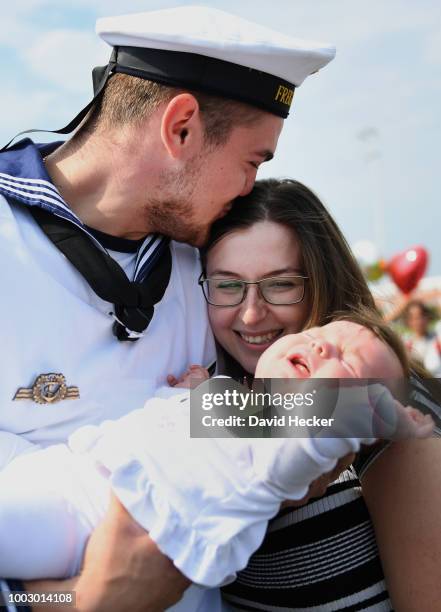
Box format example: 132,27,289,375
30,206,171,341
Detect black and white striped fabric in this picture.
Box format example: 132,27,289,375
0,139,169,339
222,468,392,611
222,375,441,611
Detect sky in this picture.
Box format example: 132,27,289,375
1,0,440,276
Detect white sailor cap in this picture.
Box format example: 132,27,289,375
1,6,336,151
94,6,336,118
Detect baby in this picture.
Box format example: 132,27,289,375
170,319,410,386
0,321,432,609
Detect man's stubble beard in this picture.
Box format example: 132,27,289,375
145,154,210,247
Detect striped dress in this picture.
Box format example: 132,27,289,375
222,375,441,611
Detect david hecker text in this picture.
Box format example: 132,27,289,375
201,415,335,428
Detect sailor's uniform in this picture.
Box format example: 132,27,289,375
0,139,215,457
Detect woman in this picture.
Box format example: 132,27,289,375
198,178,441,611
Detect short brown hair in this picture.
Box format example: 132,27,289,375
76,73,263,147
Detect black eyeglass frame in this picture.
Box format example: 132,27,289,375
198,274,309,307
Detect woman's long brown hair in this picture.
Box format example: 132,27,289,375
201,179,426,379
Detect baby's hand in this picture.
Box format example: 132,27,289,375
389,401,434,440
167,365,210,389
366,384,434,440
318,383,434,443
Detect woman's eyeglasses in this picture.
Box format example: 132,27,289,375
198,275,308,307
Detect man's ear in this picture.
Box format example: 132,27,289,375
160,93,204,159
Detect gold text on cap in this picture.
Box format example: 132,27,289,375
13,373,80,404
274,84,294,107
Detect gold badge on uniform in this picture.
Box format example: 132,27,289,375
13,373,80,404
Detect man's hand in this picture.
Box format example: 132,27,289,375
75,493,190,612
281,452,355,509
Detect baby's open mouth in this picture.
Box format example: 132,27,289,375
289,355,310,377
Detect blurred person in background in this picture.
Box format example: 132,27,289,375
403,300,441,377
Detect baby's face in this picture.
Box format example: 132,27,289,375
255,320,403,379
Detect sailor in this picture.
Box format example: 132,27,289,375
0,6,335,611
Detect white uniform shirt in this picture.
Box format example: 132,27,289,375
0,140,215,451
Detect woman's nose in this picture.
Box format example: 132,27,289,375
238,287,268,326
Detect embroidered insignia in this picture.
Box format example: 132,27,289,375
13,373,80,404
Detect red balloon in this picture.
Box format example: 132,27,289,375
387,246,428,294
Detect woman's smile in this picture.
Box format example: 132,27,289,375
234,328,283,347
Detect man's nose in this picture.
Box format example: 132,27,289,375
238,287,268,326
239,170,258,197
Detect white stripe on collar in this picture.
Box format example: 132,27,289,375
0,174,105,253
0,170,169,283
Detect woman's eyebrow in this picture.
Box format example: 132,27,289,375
208,269,240,277
266,267,304,275
207,267,304,277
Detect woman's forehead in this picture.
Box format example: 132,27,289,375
207,221,302,273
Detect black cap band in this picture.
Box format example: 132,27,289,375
109,46,295,118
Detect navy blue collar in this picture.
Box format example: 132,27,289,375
0,138,168,282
